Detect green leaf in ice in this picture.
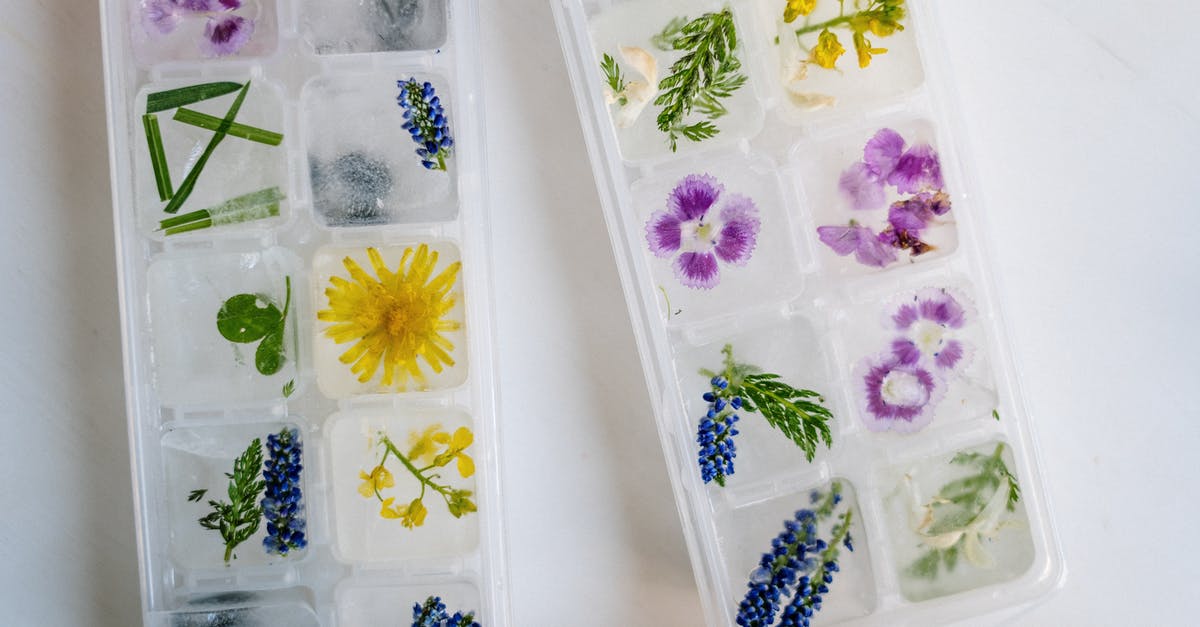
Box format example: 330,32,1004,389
158,186,285,236
282,379,296,398
146,81,243,114
217,294,281,343
162,81,252,214
143,114,173,201
173,107,284,146
216,276,292,377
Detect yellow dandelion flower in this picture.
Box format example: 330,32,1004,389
358,465,394,498
783,0,816,23
810,29,845,70
318,245,462,391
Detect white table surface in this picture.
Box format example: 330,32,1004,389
2,0,1197,625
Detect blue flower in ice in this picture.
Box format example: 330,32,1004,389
261,427,307,556
735,485,855,627
697,375,742,486
412,596,479,627
397,78,454,171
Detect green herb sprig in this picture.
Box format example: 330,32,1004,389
654,10,748,151
906,443,1022,580
601,53,628,106
702,344,834,462
651,15,689,51
195,438,265,563
216,276,291,377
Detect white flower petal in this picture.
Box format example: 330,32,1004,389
787,91,837,112
620,45,658,85
922,529,964,550
963,531,996,569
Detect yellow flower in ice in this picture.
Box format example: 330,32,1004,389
319,245,462,391
810,29,845,69
407,423,444,464
357,465,394,498
380,497,427,529
783,0,816,23
379,496,403,519
433,426,476,478
852,30,888,68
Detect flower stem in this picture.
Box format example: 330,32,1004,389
379,436,454,499
794,14,855,36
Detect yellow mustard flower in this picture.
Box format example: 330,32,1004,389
407,423,445,464
401,498,428,529
783,0,816,23
358,465,394,498
433,426,476,478
318,245,462,391
379,496,403,519
852,31,888,68
810,29,845,70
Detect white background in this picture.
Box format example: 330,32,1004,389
1,0,1197,625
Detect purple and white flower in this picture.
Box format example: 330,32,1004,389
141,0,254,57
816,222,897,268
889,288,971,372
646,174,761,289
858,353,943,433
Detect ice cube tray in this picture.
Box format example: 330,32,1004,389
99,1,510,624
551,0,1063,625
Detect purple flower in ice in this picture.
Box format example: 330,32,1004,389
889,143,944,195
646,174,761,290
838,128,905,211
141,0,254,57
201,13,254,57
889,288,971,371
817,222,897,268
859,354,943,432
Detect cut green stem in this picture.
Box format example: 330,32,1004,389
143,114,173,201
158,186,284,235
146,81,243,113
173,107,284,146
162,82,252,215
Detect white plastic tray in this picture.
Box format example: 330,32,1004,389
551,1,1064,625
99,0,511,624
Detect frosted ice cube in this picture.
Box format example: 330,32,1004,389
327,407,480,563
747,0,926,124
161,422,306,570
134,79,290,239
796,119,959,277
714,480,876,622
301,0,448,54
588,0,765,162
311,242,467,398
631,156,807,326
302,72,458,227
130,1,280,67
673,313,840,486
152,590,319,627
833,281,998,436
882,442,1035,601
146,247,303,408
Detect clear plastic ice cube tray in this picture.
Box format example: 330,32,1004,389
100,1,510,624
551,0,1063,625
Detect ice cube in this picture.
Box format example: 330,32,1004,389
301,0,447,54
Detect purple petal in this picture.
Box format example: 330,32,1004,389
892,303,919,329
859,355,941,433
713,194,760,265
142,0,183,35
817,225,863,257
888,143,944,194
218,0,242,8
674,252,720,289
916,288,966,327
177,0,223,11
645,211,683,257
887,197,930,232
863,128,906,178
201,14,254,57
934,340,964,370
855,231,898,268
668,174,723,222
891,339,921,366
838,162,886,211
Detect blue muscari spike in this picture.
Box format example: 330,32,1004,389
261,427,306,556
397,77,454,171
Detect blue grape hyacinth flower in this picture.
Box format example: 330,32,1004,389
397,78,454,171
697,375,742,486
261,426,307,556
